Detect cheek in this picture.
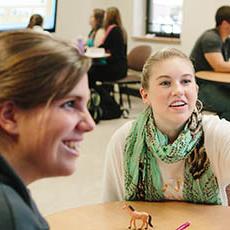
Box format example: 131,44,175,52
188,86,198,102
148,89,166,104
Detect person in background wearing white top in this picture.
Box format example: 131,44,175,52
102,48,230,206
27,14,50,36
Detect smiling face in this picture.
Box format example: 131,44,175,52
140,57,198,134
11,74,95,183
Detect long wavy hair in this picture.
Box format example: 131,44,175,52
104,7,127,44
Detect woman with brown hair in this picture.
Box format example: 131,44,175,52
87,8,105,47
0,30,95,229
27,14,50,35
88,6,127,88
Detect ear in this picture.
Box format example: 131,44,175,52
0,102,19,135
140,87,149,105
196,83,199,92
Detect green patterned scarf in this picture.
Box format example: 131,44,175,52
124,106,221,204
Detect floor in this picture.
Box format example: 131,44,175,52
29,96,145,216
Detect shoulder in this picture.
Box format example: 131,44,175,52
110,120,134,143
108,26,122,36
202,114,230,133
105,120,134,161
0,183,48,229
201,29,221,44
0,184,15,229
32,26,51,36
202,114,230,147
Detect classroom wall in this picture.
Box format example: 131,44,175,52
54,0,230,55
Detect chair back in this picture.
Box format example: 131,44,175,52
127,45,152,71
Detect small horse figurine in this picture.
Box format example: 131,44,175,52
122,204,153,230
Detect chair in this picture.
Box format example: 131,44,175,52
97,45,152,109
116,45,152,108
226,184,230,206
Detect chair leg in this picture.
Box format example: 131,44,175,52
124,85,131,109
118,85,123,107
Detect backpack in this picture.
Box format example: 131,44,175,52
88,85,128,123
87,88,103,124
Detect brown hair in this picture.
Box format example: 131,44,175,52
141,48,194,89
104,7,127,43
27,14,44,28
93,8,105,30
0,30,90,109
215,5,230,27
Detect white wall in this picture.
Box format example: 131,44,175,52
54,0,230,55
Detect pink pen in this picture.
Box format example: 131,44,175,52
176,221,191,230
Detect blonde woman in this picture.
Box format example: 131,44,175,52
102,48,230,206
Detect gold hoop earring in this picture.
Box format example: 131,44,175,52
196,99,203,112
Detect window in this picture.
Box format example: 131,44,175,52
0,0,58,32
146,0,183,38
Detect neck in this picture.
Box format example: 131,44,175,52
1,151,37,185
154,121,185,143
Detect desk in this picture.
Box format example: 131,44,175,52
195,71,230,84
46,201,230,229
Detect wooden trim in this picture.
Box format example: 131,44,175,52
132,35,181,44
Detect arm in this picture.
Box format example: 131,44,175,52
94,28,105,47
201,32,230,72
101,121,133,202
203,115,230,183
205,52,230,72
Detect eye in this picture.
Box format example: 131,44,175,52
160,81,171,87
61,99,84,111
62,100,76,109
181,79,192,85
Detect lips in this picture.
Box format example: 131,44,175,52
62,140,81,155
169,100,187,107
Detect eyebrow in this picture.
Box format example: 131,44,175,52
156,74,193,80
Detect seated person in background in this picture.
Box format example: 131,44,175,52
190,5,230,120
27,14,50,35
86,8,105,47
102,48,230,206
0,30,95,229
88,6,127,88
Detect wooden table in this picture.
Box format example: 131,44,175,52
195,71,230,84
46,201,230,229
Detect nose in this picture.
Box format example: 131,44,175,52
172,82,184,96
78,109,96,132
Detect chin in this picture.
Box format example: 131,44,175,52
55,162,77,176
171,113,191,126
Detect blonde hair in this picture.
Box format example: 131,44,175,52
142,48,195,89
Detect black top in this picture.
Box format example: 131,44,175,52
0,155,49,230
88,26,127,86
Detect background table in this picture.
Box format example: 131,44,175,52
195,71,230,83
46,201,230,229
